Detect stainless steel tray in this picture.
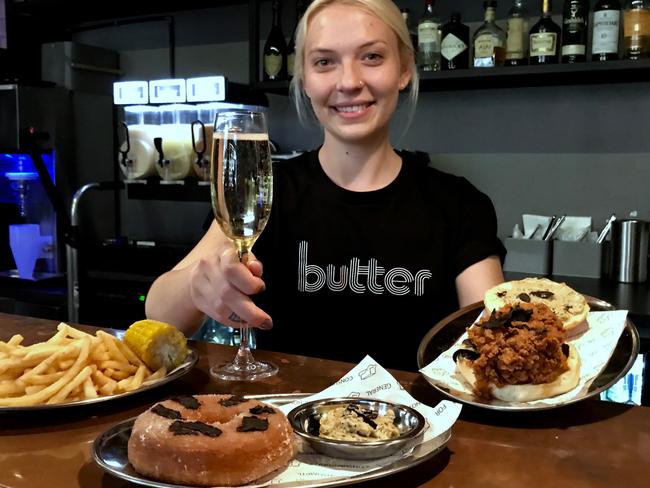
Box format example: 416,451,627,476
92,393,451,488
417,297,640,411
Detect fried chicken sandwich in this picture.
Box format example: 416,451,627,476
454,302,581,402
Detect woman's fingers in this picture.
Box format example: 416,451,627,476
247,257,264,279
196,280,271,329
210,291,272,330
221,287,273,329
220,248,266,295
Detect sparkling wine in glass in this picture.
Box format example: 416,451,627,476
209,110,277,381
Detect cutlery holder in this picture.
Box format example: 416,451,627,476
552,241,606,278
502,238,552,275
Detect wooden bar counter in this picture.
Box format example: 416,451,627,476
1,312,648,488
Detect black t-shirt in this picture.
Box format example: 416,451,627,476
232,150,506,371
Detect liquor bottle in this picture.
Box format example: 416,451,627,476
529,0,562,64
473,1,507,67
263,0,287,81
591,0,622,61
440,12,470,70
561,0,589,63
401,8,419,57
505,0,530,65
624,0,650,59
287,0,306,80
418,0,441,71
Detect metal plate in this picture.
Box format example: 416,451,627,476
0,349,198,413
417,297,640,411
287,397,427,460
92,393,451,488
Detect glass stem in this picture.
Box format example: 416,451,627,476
234,244,256,370
233,329,256,369
236,241,251,264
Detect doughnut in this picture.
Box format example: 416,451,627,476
127,394,295,486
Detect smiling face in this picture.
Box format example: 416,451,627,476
302,4,412,146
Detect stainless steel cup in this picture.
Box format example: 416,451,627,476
610,219,649,283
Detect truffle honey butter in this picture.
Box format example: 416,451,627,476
318,404,400,442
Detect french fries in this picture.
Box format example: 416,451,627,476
0,323,167,407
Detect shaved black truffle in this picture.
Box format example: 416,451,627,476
510,307,533,324
249,405,275,415
219,395,247,407
562,343,570,358
453,348,480,363
171,395,201,410
482,310,503,329
169,420,222,437
346,404,378,429
481,306,533,330
531,290,554,300
237,416,269,432
151,404,182,420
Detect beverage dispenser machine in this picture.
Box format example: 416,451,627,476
0,84,72,283
114,76,268,187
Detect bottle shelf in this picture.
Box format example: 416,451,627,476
251,59,650,94
419,58,650,91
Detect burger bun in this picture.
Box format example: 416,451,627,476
484,278,589,336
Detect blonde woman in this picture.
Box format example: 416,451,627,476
145,0,505,371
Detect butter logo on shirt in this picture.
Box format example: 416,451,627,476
297,241,432,296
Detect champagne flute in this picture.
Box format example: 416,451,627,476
209,110,277,381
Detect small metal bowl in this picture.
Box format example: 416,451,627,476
287,397,426,460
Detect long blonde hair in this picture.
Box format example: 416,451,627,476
290,0,419,127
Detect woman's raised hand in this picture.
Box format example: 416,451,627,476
188,246,273,330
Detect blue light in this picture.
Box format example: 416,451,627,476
5,172,39,180
0,151,56,204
